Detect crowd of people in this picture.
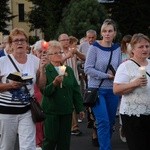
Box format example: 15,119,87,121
0,18,150,150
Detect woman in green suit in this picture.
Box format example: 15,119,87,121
40,40,84,150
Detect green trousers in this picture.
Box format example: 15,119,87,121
42,114,72,150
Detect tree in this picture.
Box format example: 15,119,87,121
28,0,48,31
56,0,108,39
103,0,150,37
28,0,71,40
0,0,13,34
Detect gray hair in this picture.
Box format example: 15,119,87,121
86,30,97,36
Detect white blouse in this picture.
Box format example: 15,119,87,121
114,59,150,117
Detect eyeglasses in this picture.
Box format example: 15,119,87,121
12,39,27,44
48,51,64,55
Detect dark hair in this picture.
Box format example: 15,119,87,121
69,36,78,45
121,35,132,53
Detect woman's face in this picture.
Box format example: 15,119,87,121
11,34,28,54
132,39,150,59
47,47,63,64
69,41,77,49
101,25,116,43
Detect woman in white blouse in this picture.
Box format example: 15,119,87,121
113,33,150,150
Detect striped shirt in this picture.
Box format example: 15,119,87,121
0,54,40,114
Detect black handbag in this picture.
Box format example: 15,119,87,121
8,55,46,123
83,88,98,107
30,96,45,123
83,49,113,107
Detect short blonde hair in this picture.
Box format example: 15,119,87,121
8,28,28,43
130,33,150,50
101,19,117,33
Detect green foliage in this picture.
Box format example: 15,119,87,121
56,0,108,39
28,0,48,31
29,36,40,45
28,0,150,41
104,0,150,38
28,0,71,40
0,0,13,34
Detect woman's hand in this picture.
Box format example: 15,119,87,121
113,77,148,95
108,74,114,80
37,55,47,90
53,75,63,87
39,55,48,72
67,51,74,58
133,77,147,87
70,47,77,54
10,81,23,89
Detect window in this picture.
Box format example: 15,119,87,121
18,4,25,22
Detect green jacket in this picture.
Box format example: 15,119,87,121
41,63,84,115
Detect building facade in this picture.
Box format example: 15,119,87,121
7,0,43,39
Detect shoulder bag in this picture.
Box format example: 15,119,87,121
8,55,45,123
83,49,113,107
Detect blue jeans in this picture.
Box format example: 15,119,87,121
92,88,119,150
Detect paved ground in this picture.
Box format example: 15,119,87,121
70,117,128,150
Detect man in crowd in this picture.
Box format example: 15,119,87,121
79,30,99,147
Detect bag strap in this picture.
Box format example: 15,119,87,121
98,49,113,87
130,59,150,77
8,54,31,96
8,55,20,72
